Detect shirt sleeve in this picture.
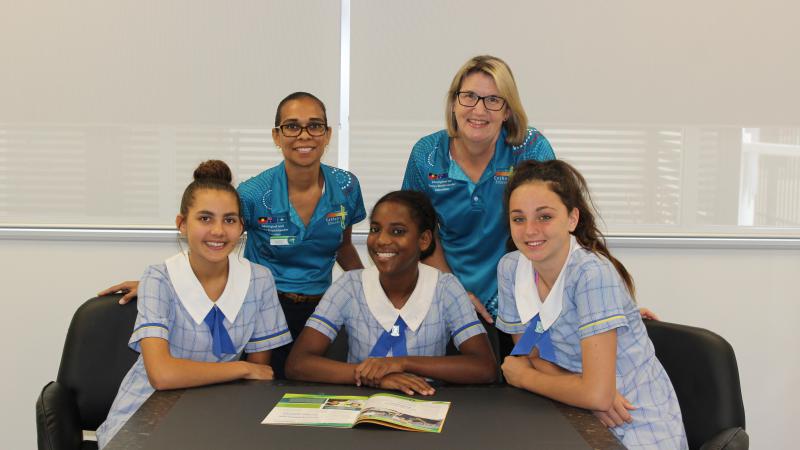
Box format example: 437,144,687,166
495,253,528,335
304,273,354,341
129,265,174,351
346,173,367,226
440,273,486,348
236,182,256,233
245,265,292,353
573,260,631,340
522,128,556,162
401,140,427,191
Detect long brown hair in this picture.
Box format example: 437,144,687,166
504,160,636,298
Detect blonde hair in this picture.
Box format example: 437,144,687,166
445,55,528,146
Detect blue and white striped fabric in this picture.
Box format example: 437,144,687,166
96,261,291,448
305,269,485,363
496,249,688,450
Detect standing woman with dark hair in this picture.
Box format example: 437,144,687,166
100,92,366,378
402,55,555,357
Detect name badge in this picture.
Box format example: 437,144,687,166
269,236,296,246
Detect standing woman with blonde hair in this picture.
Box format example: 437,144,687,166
402,55,555,357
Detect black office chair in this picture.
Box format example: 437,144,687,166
36,295,138,450
644,320,748,450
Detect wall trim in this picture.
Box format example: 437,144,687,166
2,227,799,249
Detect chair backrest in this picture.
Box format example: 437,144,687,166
644,320,746,450
56,295,139,430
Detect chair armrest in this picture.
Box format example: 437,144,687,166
36,381,83,450
699,427,749,450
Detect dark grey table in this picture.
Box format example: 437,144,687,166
106,380,624,450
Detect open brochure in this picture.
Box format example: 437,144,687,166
262,393,451,433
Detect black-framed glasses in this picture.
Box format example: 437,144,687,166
456,91,506,111
275,122,328,137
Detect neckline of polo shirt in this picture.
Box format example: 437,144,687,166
270,162,346,223
445,127,509,186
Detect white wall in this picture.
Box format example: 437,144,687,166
3,237,797,449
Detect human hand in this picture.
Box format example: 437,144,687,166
379,373,435,396
501,355,533,388
98,281,140,305
593,391,635,427
638,307,659,321
243,362,274,381
468,292,493,324
355,357,405,387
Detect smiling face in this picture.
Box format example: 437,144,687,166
508,181,579,273
453,71,510,147
177,188,243,270
272,97,332,169
367,201,432,278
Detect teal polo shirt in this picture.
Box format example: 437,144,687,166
401,127,555,316
238,162,366,295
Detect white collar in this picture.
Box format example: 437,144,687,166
514,236,580,330
362,264,439,333
165,252,252,325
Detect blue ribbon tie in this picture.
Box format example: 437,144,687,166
203,305,236,359
510,315,556,362
369,317,408,357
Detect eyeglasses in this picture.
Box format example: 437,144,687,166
456,91,506,111
275,122,328,137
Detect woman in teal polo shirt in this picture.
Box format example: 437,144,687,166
100,92,366,378
402,55,555,356
238,92,365,377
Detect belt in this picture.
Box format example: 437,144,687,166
278,291,323,304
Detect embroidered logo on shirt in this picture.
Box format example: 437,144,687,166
494,165,514,184
428,172,456,192
260,216,289,234
325,205,348,229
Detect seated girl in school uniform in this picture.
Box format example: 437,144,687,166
497,160,687,449
96,161,291,448
285,191,497,395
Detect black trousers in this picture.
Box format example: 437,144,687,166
270,295,319,380
446,316,514,383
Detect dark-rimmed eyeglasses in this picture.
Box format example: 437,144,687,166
456,91,506,111
275,122,328,137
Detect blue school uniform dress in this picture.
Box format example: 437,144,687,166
238,161,366,296
305,264,486,362
96,253,291,448
401,128,554,316
495,237,688,450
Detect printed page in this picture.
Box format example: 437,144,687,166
262,394,368,428
357,393,451,433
